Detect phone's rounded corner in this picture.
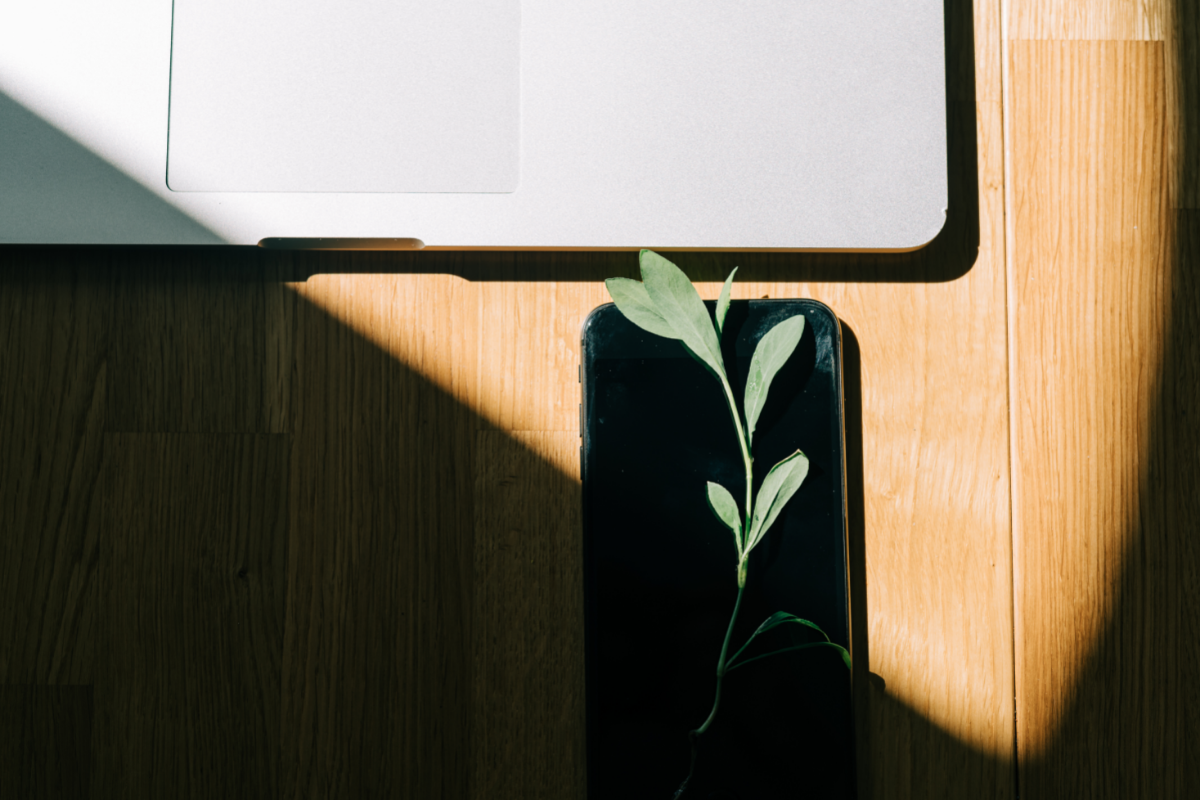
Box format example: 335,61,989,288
579,301,617,348
799,297,839,322
798,298,843,343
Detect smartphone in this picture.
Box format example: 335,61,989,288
580,298,854,800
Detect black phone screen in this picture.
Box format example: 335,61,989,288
581,299,854,800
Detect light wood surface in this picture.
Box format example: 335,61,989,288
1008,35,1170,776
283,274,478,798
1007,0,1168,41
1003,0,1200,790
2,0,1199,797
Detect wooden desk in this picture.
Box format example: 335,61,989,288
1,0,1197,796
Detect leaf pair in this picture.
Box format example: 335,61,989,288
726,611,852,672
606,250,810,561
605,250,728,383
606,253,806,452
706,449,809,558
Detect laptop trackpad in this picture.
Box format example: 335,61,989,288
166,0,519,193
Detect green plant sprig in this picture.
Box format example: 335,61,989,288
605,251,850,795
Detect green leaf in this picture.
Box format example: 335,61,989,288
639,250,726,381
751,611,831,642
726,611,832,668
705,481,743,554
745,450,809,552
743,313,805,445
715,267,737,338
726,642,851,673
604,277,678,340
834,643,852,670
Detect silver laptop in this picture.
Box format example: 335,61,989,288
0,0,946,250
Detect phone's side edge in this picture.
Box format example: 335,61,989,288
799,297,859,799
829,307,861,800
577,302,613,800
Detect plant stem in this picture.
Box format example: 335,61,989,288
677,355,757,798
694,583,745,736
690,372,755,741
718,375,754,553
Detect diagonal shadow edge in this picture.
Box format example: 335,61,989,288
0,90,224,245
0,241,1014,798
284,279,1017,800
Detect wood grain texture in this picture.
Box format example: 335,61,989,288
673,104,1012,796
282,275,477,799
1007,0,1168,41
0,0,1055,797
1170,0,1200,207
106,256,293,434
1006,40,1200,796
457,5,1015,792
477,281,610,432
1167,210,1200,785
949,0,1001,104
92,434,288,799
473,431,585,800
0,259,108,685
0,685,92,800
288,272,481,419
